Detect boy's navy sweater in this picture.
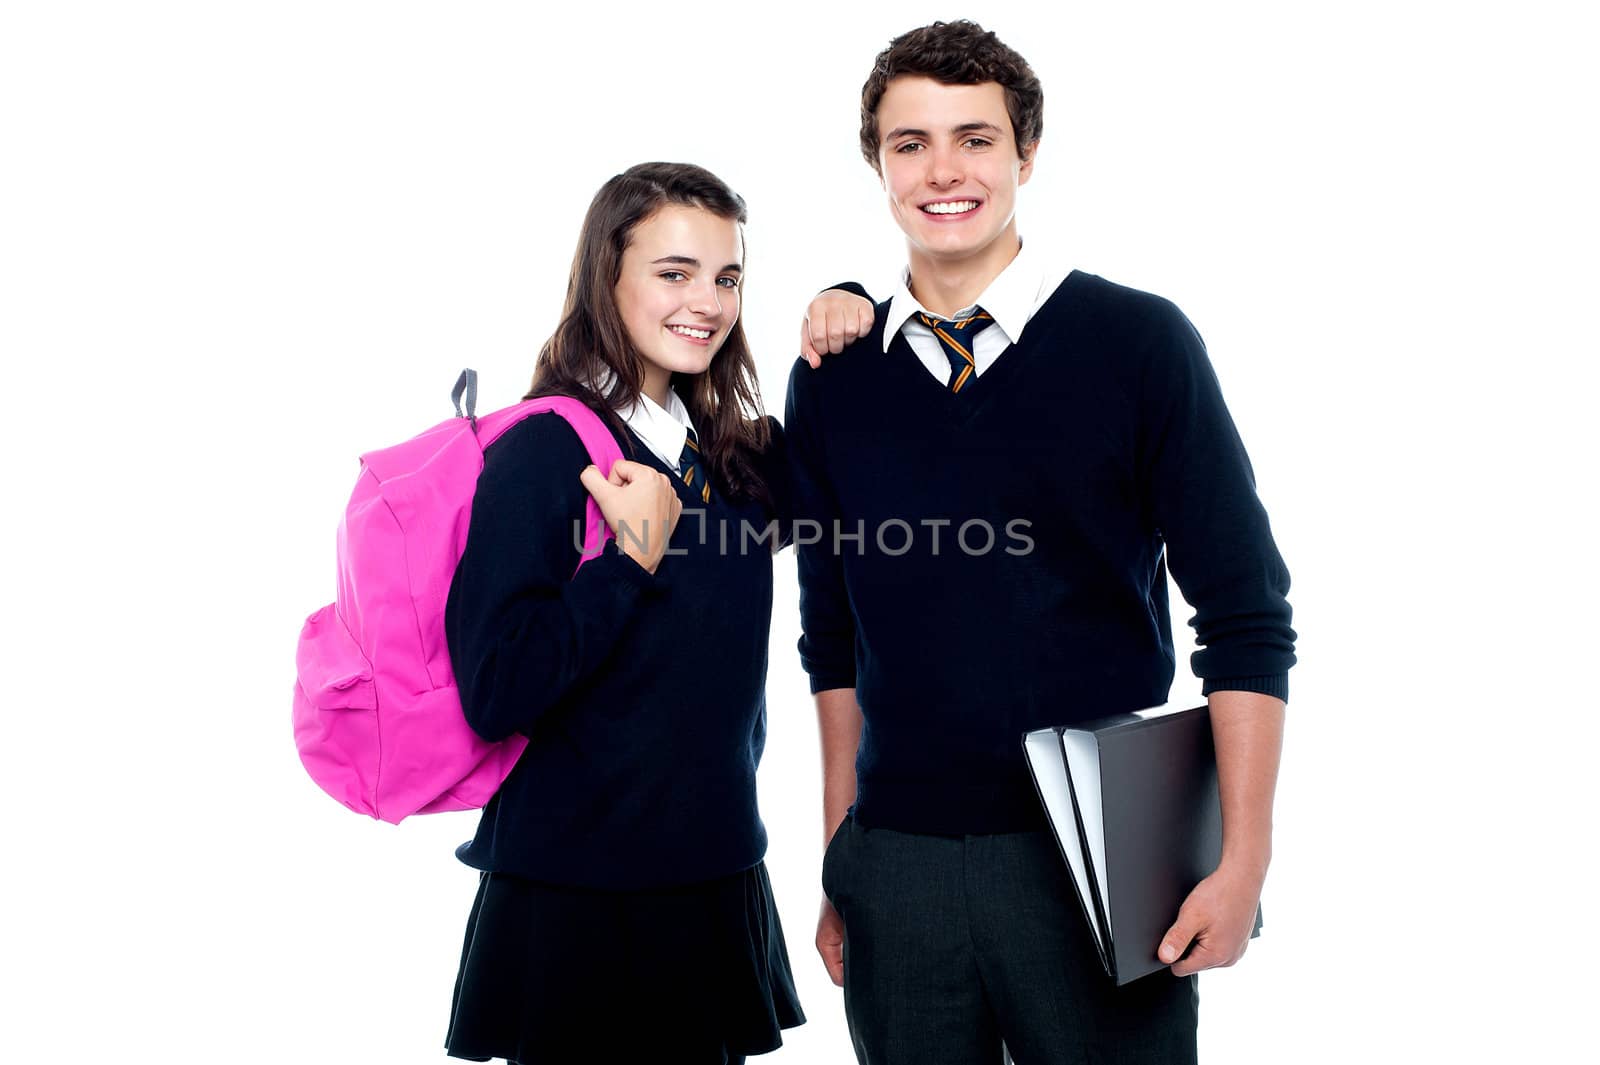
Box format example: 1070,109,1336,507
445,410,789,890
785,271,1296,837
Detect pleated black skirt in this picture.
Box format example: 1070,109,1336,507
445,862,804,1064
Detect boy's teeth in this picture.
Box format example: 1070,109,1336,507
923,200,979,214
669,325,711,339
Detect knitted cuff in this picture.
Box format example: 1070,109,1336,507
1200,674,1289,703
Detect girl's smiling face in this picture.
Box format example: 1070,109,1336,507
614,204,743,408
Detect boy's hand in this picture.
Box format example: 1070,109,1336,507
1158,860,1266,977
801,289,875,368
816,897,846,986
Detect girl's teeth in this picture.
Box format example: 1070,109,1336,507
924,201,978,215
669,325,711,339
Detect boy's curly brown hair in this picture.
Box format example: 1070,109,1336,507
859,20,1044,174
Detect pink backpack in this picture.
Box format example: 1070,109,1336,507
292,370,623,823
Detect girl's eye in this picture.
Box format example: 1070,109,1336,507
716,276,740,289
660,270,687,282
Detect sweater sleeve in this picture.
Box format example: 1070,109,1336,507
784,359,858,693
824,281,873,301
444,413,662,742
754,414,795,551
1135,300,1297,702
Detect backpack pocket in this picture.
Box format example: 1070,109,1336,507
293,603,382,817
295,604,376,710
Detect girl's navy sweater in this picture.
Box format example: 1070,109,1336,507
445,411,789,889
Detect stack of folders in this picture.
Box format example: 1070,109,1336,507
1022,704,1262,986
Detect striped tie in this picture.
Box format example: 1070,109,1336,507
679,427,712,504
917,308,994,394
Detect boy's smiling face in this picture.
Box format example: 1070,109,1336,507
875,76,1036,275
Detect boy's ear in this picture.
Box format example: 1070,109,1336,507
1019,139,1041,185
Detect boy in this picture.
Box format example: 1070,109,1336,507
786,20,1296,1065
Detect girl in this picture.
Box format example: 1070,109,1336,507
442,163,803,1064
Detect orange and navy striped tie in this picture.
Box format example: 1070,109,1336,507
917,308,995,394
679,427,712,504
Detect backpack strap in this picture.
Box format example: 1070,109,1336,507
459,370,626,567
532,396,624,565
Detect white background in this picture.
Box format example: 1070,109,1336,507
3,1,1595,1061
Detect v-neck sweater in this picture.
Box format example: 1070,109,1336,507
785,271,1296,835
445,410,789,888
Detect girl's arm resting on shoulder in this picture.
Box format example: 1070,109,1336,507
445,418,662,742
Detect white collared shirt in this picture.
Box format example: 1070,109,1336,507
881,239,1073,384
592,369,699,473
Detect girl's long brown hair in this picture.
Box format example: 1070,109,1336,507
526,162,773,506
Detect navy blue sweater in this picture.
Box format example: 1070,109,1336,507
785,272,1296,836
445,409,789,889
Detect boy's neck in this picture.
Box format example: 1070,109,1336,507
905,224,1022,317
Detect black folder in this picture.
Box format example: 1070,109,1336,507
1021,704,1262,985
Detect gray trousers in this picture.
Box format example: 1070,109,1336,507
823,815,1199,1065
